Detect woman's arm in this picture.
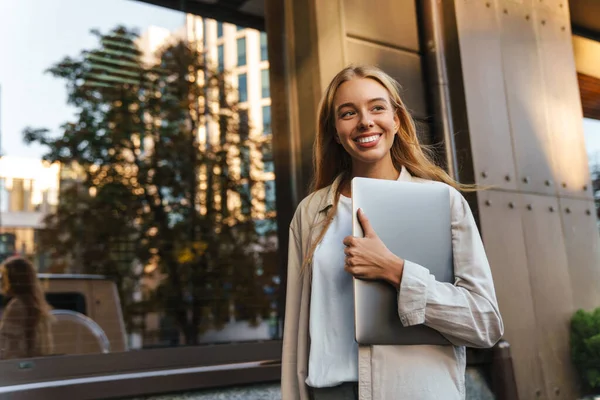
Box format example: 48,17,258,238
396,191,504,348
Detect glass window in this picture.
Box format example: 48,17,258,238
239,109,249,141
238,73,248,103
236,37,246,67
262,105,271,135
0,0,281,378
583,118,600,229
261,69,270,99
0,178,8,213
236,25,244,32
265,180,276,212
260,32,268,61
217,44,224,72
263,161,274,174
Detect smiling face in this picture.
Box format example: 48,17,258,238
333,77,400,175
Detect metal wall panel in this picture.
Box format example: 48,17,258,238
344,37,427,119
454,0,517,189
342,0,420,52
500,0,556,195
559,197,600,311
477,190,546,400
537,10,593,199
521,193,578,400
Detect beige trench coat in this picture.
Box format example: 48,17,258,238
281,167,504,400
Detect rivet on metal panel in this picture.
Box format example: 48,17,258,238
508,202,515,209
587,210,592,216
527,204,533,210
549,206,555,212
485,200,492,206
565,207,571,214
481,171,488,178
522,176,530,184
504,175,511,182
545,179,552,186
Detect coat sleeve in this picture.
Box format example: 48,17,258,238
281,221,304,400
396,189,504,348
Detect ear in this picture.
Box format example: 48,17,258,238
393,113,401,134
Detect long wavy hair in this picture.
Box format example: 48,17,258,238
303,65,475,270
1,256,53,356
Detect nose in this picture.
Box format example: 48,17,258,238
358,114,374,130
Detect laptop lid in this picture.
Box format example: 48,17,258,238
352,177,454,345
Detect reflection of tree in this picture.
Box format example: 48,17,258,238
23,27,278,345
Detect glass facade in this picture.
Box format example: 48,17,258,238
238,72,248,102
0,0,279,387
261,69,270,99
237,37,246,66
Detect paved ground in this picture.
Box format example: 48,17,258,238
126,367,495,400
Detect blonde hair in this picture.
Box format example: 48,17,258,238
303,64,475,271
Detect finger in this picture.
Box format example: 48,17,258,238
342,235,355,247
357,208,376,237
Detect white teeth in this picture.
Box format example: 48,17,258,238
356,135,379,144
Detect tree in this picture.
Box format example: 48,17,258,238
24,26,278,345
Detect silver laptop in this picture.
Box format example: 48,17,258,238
352,177,453,346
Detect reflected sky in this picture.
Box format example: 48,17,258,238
0,0,185,158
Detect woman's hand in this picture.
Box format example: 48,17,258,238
342,208,405,289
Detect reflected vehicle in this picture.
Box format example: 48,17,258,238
0,274,126,357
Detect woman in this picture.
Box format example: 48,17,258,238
281,65,504,400
0,256,54,360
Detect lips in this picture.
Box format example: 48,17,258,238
353,134,382,148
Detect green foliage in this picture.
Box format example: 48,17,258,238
24,26,279,345
571,308,600,392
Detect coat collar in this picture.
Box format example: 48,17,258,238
318,166,413,213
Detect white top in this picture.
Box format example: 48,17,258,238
306,194,358,388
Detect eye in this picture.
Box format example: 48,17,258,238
372,105,386,112
340,110,356,118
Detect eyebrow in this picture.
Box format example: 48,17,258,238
336,97,388,113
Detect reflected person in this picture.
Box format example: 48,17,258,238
0,256,54,360
281,65,504,400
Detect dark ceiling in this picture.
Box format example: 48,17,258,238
570,0,600,41
136,0,600,41
135,0,266,31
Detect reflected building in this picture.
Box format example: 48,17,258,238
0,156,60,270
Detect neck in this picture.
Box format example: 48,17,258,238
339,157,400,197
351,156,399,181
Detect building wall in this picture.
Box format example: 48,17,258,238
452,1,598,399
0,156,60,263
